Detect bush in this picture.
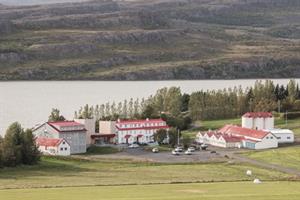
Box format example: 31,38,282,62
281,112,300,119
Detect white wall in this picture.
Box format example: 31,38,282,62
255,133,278,149
57,141,71,156
242,117,253,129
75,118,96,145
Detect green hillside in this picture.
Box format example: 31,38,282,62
0,0,299,80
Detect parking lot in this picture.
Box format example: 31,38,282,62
89,145,244,163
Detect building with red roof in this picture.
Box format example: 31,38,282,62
97,118,169,144
33,121,87,154
36,137,70,156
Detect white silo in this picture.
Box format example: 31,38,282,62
253,117,264,130
242,116,253,129
264,117,274,130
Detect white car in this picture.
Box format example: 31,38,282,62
172,150,180,155
128,144,139,148
185,150,192,155
188,147,195,152
152,148,159,153
175,147,183,152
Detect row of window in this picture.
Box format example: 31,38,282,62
60,147,68,151
119,123,165,128
277,136,291,140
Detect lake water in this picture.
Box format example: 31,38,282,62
0,79,299,134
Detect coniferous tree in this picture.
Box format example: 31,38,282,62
21,129,40,165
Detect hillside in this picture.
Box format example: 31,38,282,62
0,0,299,80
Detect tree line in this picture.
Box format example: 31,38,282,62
0,122,40,168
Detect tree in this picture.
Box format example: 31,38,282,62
168,128,181,147
165,87,182,116
48,108,65,122
0,136,3,168
182,135,192,149
181,93,190,112
21,129,40,165
2,122,23,167
142,104,157,119
154,129,167,144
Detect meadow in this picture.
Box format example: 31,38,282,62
0,156,293,190
1,181,300,200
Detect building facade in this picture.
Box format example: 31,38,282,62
36,137,71,156
33,121,87,154
97,118,169,144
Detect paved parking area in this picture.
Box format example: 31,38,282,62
89,146,242,163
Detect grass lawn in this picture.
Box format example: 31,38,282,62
1,181,300,200
243,146,300,171
0,156,293,190
83,146,120,155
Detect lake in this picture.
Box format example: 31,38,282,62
0,79,299,134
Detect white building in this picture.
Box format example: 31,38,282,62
36,137,70,156
97,118,169,144
242,112,274,130
265,129,294,143
219,125,278,150
33,121,87,154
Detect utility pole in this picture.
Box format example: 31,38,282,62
286,110,288,127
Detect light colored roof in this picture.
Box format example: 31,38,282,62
219,125,270,139
242,112,273,118
36,137,66,147
265,129,294,134
48,121,83,127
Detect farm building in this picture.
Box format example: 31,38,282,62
33,121,87,154
36,137,70,156
197,125,278,150
95,118,169,144
266,129,294,143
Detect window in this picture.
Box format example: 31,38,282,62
287,137,291,139
60,148,63,151
270,137,273,139
63,142,65,144
277,137,281,139
65,148,67,150
266,137,269,139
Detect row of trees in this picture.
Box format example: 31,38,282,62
189,80,300,120
0,122,40,167
74,80,300,125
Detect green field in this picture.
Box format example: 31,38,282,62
244,146,300,171
1,182,300,200
0,156,293,190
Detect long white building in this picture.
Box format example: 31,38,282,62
95,118,169,144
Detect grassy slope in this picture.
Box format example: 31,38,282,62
244,146,300,171
1,182,300,200
0,156,292,190
0,0,299,80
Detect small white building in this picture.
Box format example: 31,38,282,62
242,112,274,130
36,137,70,156
265,129,294,143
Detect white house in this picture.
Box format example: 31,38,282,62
242,112,274,130
265,129,294,143
33,121,87,154
36,137,70,156
97,118,169,144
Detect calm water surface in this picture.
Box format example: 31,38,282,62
0,79,299,134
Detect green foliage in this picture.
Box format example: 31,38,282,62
154,129,167,144
75,104,94,119
48,108,65,122
168,128,181,147
85,146,119,155
0,122,40,167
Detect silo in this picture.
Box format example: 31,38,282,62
242,116,253,129
264,117,274,130
253,117,264,130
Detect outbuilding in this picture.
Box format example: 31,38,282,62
36,137,71,156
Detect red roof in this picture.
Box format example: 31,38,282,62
117,118,166,124
116,125,169,131
219,125,269,139
221,135,244,143
124,135,131,139
36,137,65,147
242,112,273,118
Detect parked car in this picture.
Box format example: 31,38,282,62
152,148,159,153
175,146,183,152
200,144,208,150
185,150,192,155
172,150,180,155
128,144,139,148
188,147,195,152
210,150,216,154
